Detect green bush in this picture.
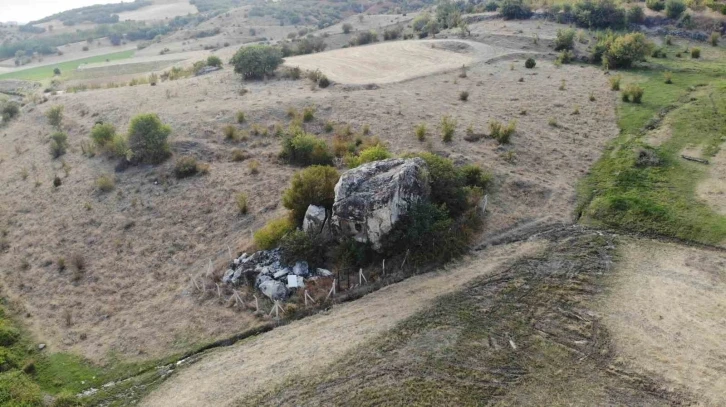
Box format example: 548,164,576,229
381,202,480,265
408,152,468,217
1,102,19,122
280,229,326,266
51,390,84,407
592,32,653,68
350,30,378,46
711,32,720,46
557,49,575,64
500,0,533,19
254,217,295,250
346,144,392,168
282,165,339,224
555,28,576,50
489,119,516,144
46,105,64,128
207,55,222,67
174,155,199,178
646,0,665,11
441,115,456,142
573,0,626,29
459,91,469,101
342,23,353,34
623,83,644,103
626,6,645,23
90,122,115,147
230,45,283,80
691,47,701,58
665,0,686,18
525,58,536,68
95,174,115,192
415,123,427,141
0,371,43,406
461,164,493,190
302,106,315,122
49,132,69,158
413,12,432,32
127,113,171,164
0,325,19,346
280,131,333,166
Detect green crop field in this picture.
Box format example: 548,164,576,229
0,50,135,82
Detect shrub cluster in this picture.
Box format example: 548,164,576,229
592,31,654,68
489,120,516,144
500,0,533,19
555,29,576,51
345,144,392,168
621,83,644,103
282,165,340,225
49,132,69,158
254,217,295,250
280,129,334,166
1,102,19,123
349,30,378,46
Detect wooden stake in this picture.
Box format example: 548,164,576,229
215,283,221,298
382,259,386,276
304,290,316,307
227,245,233,261
325,279,336,301
359,268,367,285
253,295,259,312
400,249,410,270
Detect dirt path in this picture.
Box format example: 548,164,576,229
140,240,544,407
598,239,726,405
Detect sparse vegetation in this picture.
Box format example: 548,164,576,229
49,132,69,158
95,174,115,192
302,106,315,122
207,55,223,68
691,47,701,58
609,75,621,90
440,115,456,142
710,32,720,47
236,193,249,215
236,111,246,124
415,123,427,141
46,105,64,128
1,102,20,123
489,119,516,144
280,130,333,166
622,83,644,103
254,217,295,250
459,91,469,101
174,156,201,178
554,28,575,51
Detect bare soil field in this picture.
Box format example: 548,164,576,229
599,239,726,405
141,240,546,407
0,27,619,363
285,39,516,84
117,0,199,21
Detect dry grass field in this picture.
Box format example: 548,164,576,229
117,0,199,21
0,26,618,363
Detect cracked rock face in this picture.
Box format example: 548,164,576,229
331,158,430,250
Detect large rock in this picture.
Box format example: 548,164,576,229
331,158,429,250
258,280,288,301
303,205,326,233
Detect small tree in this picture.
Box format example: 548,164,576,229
342,23,353,34
127,113,171,164
554,28,576,51
46,105,64,128
230,45,283,80
90,123,116,147
282,165,340,225
53,67,61,76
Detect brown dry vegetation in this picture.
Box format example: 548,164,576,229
0,28,619,364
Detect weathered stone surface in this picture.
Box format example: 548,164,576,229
303,205,327,234
332,158,429,250
293,261,309,276
316,268,333,277
258,280,288,301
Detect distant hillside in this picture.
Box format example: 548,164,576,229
30,0,152,26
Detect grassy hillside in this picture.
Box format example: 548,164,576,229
0,50,134,82
578,42,726,245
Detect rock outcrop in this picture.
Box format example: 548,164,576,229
331,158,430,250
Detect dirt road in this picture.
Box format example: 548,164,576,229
140,240,545,407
